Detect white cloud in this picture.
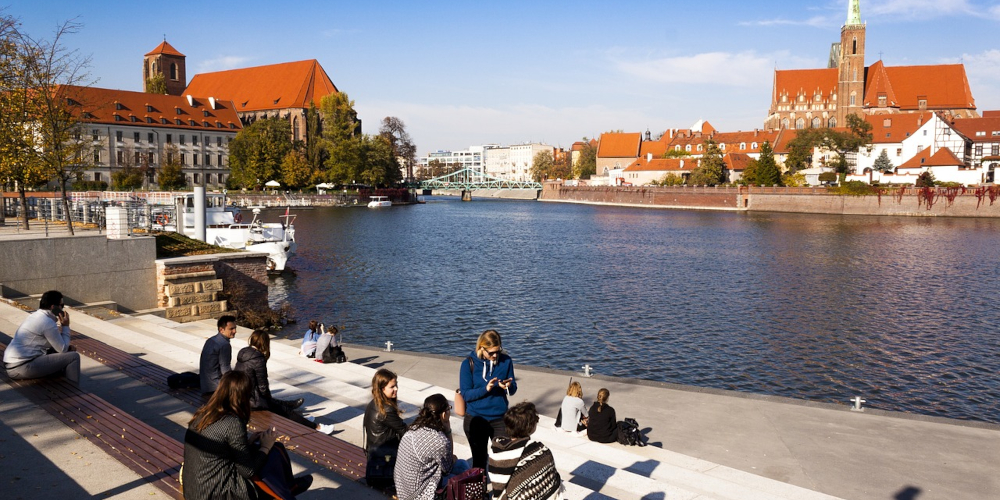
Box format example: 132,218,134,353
954,49,1000,111
614,51,778,87
740,16,832,28
196,56,252,73
866,0,978,19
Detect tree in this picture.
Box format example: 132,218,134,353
915,170,935,187
663,148,691,158
784,114,872,175
574,138,597,179
326,134,401,187
111,145,143,190
656,173,685,186
872,149,894,172
318,91,357,147
688,139,725,186
157,143,186,190
304,103,327,174
530,150,554,182
280,150,312,189
740,159,759,186
228,117,292,190
754,141,781,186
145,73,167,94
379,116,417,183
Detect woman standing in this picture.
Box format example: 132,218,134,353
394,393,456,500
182,371,312,499
300,320,321,358
460,329,517,469
586,388,619,444
235,330,335,434
364,368,408,488
558,381,587,433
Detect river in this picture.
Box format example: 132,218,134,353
267,197,1000,424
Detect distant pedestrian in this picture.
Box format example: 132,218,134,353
586,388,619,444
460,329,517,469
300,320,320,358
3,290,80,385
199,315,237,395
558,381,587,434
489,401,563,500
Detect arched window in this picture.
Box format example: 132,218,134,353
170,63,177,80
795,118,806,129
850,92,856,106
828,117,837,128
751,142,758,149
852,37,857,55
293,116,300,142
740,142,746,150
812,117,821,128
685,145,692,152
697,144,703,151
781,118,790,129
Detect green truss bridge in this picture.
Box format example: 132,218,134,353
419,167,543,197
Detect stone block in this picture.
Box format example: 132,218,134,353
201,279,224,292
195,301,226,316
168,292,218,307
165,305,194,319
167,283,196,296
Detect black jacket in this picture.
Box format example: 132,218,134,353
363,399,407,455
586,402,619,444
234,347,272,411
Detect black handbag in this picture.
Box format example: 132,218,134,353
365,440,397,488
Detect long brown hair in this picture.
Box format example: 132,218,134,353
595,388,610,413
371,368,401,417
190,371,253,432
248,330,271,360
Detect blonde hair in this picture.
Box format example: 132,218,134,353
248,330,271,360
475,329,502,359
371,368,401,417
595,388,610,412
566,381,582,398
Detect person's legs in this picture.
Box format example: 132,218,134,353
463,415,494,470
6,352,80,385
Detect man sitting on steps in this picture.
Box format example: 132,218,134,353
3,290,81,385
199,315,237,396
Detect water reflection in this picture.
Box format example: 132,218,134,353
268,199,1000,423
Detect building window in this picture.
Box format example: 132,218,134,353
192,135,199,146
148,133,154,143
148,152,154,164
115,102,123,110
116,131,123,142
850,93,856,106
896,148,902,157
133,132,140,143
795,118,805,129
194,173,200,184
180,134,185,145
918,99,927,109
752,142,758,149
216,136,222,147
828,117,837,128
993,144,999,156
685,145,691,152
217,154,223,166
207,174,214,184
146,104,153,112
92,129,99,141
95,172,102,182
204,153,211,166
93,149,101,163
696,145,703,152
117,150,123,163
180,153,186,165
781,118,790,129
878,94,887,107
166,134,172,144
134,151,141,163
170,63,177,80
975,145,983,156
193,154,198,166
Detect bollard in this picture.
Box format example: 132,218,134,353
850,396,866,412
385,341,393,352
583,364,593,377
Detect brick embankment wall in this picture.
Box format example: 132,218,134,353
155,253,268,314
540,184,739,211
749,191,1000,217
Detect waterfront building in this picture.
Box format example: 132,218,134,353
483,145,511,179
766,0,977,131
61,85,241,188
950,113,1000,183
509,143,553,182
623,155,697,185
418,147,485,178
596,132,642,177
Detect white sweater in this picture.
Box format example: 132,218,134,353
3,309,70,367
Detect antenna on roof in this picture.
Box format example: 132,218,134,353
163,34,166,41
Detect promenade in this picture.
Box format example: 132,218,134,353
1,301,997,499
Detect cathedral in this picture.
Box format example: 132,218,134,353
765,0,978,130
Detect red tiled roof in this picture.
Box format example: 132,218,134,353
773,68,837,100
57,85,242,131
876,64,975,110
983,110,1000,118
624,157,696,172
865,112,930,143
145,40,184,57
723,153,753,171
639,140,668,158
951,116,1000,142
185,60,339,112
597,132,642,158
898,147,963,169
862,61,898,107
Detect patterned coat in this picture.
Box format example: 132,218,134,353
489,437,562,500
394,427,453,500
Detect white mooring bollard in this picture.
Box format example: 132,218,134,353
850,396,866,412
385,341,393,352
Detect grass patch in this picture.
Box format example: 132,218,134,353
154,231,241,259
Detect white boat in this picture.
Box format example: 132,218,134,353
174,193,297,272
367,195,391,208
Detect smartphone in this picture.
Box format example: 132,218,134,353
52,305,64,316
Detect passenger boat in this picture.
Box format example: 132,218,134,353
367,196,391,208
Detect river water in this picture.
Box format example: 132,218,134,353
267,197,1000,424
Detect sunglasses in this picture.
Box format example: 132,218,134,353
484,348,501,357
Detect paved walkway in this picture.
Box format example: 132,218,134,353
1,301,998,499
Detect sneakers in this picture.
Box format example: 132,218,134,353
316,423,335,434
291,474,314,495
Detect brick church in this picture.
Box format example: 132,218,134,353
765,0,978,130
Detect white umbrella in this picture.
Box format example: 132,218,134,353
316,182,334,189
264,180,281,187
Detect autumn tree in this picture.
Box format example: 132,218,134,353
145,73,167,94
530,150,554,182
688,139,726,186
280,150,312,189
663,148,691,158
379,116,417,183
157,143,186,190
111,145,143,190
573,138,597,179
228,117,292,190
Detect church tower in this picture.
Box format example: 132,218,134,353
143,40,186,95
836,0,865,127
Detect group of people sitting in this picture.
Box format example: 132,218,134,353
558,381,623,444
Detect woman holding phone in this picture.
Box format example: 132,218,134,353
459,329,517,469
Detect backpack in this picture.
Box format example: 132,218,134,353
616,418,645,446
167,371,200,390
322,345,348,364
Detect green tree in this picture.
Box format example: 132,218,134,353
740,159,759,186
280,150,312,188
872,148,894,172
531,150,554,182
688,139,725,186
318,91,357,147
656,173,685,186
304,103,327,174
326,134,401,187
111,145,143,190
663,148,691,158
228,117,292,190
145,73,167,94
755,141,781,186
573,138,597,179
915,170,935,187
157,144,186,190
785,114,872,175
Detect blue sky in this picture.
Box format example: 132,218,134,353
10,0,1000,155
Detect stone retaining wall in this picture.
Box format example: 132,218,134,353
155,252,268,322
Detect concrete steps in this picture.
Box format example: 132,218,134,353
82,312,842,500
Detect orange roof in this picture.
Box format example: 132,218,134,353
951,116,1000,142
773,68,837,100
983,110,1000,118
624,157,696,172
865,112,931,143
869,63,975,110
898,147,963,169
597,132,641,158
862,61,898,107
185,60,339,112
145,40,184,57
638,139,668,158
723,153,753,171
57,85,242,131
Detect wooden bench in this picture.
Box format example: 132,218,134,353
67,329,370,483
0,343,184,499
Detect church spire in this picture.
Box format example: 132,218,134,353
846,0,862,26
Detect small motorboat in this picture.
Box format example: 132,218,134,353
367,196,391,208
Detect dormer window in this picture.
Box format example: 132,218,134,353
66,98,79,106
146,104,154,112
719,143,726,150
696,144,703,152
203,110,210,117
751,142,758,149
685,145,691,152
189,119,197,126
878,94,887,107
115,102,123,110
114,114,123,121
130,115,138,122
175,119,183,125
175,107,182,115
740,142,746,150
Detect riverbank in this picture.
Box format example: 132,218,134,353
540,183,1000,217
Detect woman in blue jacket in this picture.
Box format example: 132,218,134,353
459,329,517,469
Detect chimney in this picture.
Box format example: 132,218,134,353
186,95,194,107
